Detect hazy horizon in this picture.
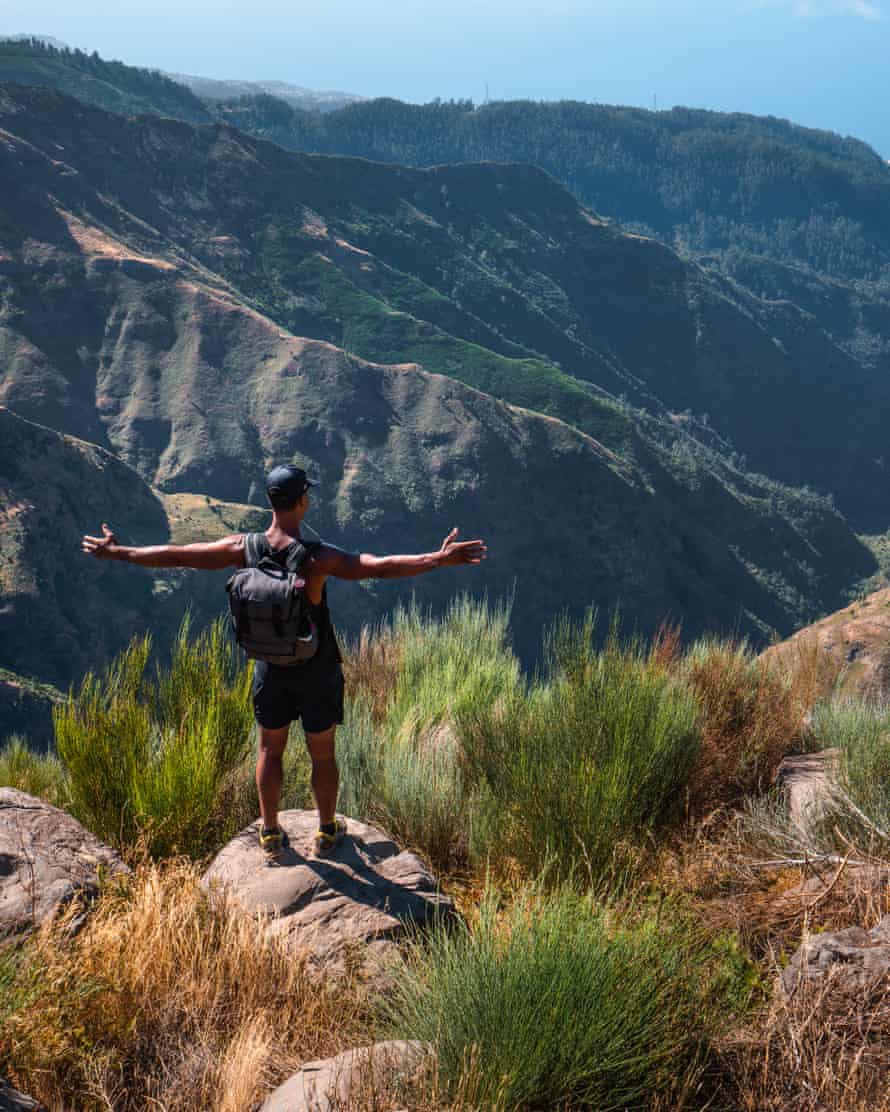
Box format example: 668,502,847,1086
2,0,889,157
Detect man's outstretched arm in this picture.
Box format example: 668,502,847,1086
82,524,245,570
315,527,487,581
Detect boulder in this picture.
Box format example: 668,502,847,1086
781,914,890,997
260,1040,427,1112
202,811,453,972
774,749,840,829
0,789,127,937
0,1076,45,1110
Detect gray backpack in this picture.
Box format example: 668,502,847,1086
226,534,319,665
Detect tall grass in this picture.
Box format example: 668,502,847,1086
383,881,750,1111
384,596,520,737
807,698,890,842
336,700,475,869
54,619,255,859
459,614,700,881
336,597,519,869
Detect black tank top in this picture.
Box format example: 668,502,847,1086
247,534,343,672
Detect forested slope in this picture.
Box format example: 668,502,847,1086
0,38,211,123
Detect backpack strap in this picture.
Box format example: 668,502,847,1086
286,539,321,574
244,533,268,568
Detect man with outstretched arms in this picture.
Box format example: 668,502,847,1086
83,464,487,859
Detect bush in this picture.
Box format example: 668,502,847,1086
336,699,474,870
54,619,255,859
682,639,809,814
0,735,67,807
459,614,700,881
383,882,749,1110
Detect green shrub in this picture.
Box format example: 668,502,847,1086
0,735,67,808
334,597,520,868
808,698,890,839
54,619,254,859
459,613,700,881
383,882,748,1110
385,595,520,737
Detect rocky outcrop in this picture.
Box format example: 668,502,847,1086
0,788,126,936
781,915,890,997
202,811,453,974
259,1040,427,1112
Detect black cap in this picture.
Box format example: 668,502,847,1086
266,464,315,509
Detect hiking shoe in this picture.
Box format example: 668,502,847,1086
259,825,289,862
313,817,347,857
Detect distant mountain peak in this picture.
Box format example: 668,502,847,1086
1,33,70,49
167,71,365,113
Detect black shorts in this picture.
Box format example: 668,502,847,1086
252,661,344,733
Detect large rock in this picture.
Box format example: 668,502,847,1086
0,789,126,936
0,1078,44,1111
260,1040,427,1112
781,914,890,997
202,811,453,972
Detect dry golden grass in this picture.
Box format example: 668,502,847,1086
717,972,890,1112
681,639,820,815
299,1045,508,1112
0,859,374,1111
652,811,889,958
650,815,890,1112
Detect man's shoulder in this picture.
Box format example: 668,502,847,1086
306,542,356,575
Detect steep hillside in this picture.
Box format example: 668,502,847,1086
0,39,211,123
7,40,889,284
0,668,61,748
6,338,868,690
1,84,888,530
764,586,890,700
0,90,877,680
0,406,180,684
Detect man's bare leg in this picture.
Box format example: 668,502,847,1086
257,724,290,831
305,725,339,827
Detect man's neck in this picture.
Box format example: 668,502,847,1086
268,510,303,539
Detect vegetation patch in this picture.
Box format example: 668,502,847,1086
383,882,752,1111
0,859,371,1111
458,614,700,882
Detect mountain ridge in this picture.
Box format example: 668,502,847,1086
0,82,883,691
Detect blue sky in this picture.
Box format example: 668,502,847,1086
2,0,889,155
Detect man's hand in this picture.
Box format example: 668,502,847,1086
438,527,487,567
82,523,120,560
